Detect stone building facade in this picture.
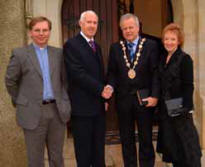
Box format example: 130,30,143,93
0,0,205,166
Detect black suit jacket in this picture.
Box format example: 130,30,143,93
64,33,105,116
107,37,160,103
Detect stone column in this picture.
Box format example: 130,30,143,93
0,0,27,166
198,0,205,149
171,0,205,148
32,0,63,47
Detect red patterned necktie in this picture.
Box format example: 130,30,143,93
89,40,96,52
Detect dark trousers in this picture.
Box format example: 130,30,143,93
23,103,66,167
71,113,105,167
117,97,155,167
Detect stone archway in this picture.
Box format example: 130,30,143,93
1,0,205,166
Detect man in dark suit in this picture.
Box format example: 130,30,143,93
5,16,71,167
64,10,112,167
107,13,160,167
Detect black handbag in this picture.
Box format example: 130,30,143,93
165,97,184,117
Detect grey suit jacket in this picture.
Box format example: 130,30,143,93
5,44,71,130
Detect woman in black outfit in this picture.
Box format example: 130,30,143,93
157,23,202,167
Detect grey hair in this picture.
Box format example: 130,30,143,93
79,10,98,22
120,13,139,27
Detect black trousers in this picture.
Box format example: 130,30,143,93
71,113,105,167
117,96,155,167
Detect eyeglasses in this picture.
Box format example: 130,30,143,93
33,29,50,34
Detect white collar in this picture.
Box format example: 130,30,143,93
32,42,47,50
80,31,94,43
127,37,139,46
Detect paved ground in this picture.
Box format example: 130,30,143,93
45,138,205,167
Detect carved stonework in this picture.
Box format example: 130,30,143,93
25,0,33,19
118,0,127,16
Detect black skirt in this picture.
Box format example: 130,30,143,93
157,103,202,166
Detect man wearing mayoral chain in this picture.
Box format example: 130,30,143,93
107,13,160,167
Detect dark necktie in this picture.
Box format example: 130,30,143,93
89,40,96,52
127,42,135,61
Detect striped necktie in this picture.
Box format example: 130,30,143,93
89,40,96,52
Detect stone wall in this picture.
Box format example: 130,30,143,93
197,0,205,148
0,0,27,166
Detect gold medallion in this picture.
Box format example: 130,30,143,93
128,69,136,79
120,38,146,80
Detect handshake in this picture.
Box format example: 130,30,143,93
101,85,113,99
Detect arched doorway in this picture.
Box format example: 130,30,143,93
61,0,173,143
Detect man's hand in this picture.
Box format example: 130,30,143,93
142,97,158,107
101,85,113,99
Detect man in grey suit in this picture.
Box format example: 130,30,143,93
5,16,71,167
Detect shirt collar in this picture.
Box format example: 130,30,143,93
32,43,47,50
127,37,140,46
80,31,94,43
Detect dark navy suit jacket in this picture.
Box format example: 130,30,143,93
64,33,105,116
107,37,160,103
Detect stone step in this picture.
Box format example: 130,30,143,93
45,138,204,167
